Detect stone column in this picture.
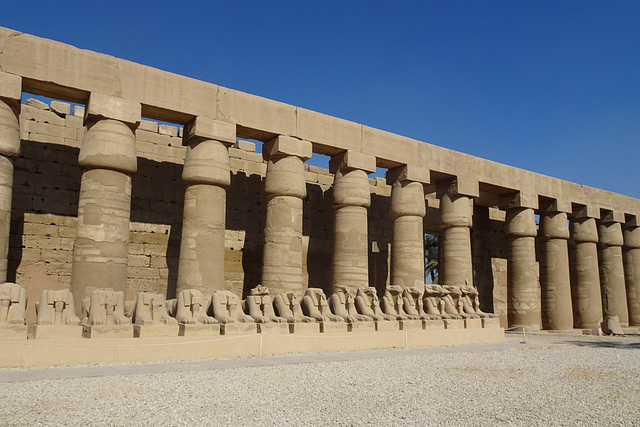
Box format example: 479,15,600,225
70,93,140,313
387,165,429,289
261,136,312,296
505,207,540,331
0,72,21,283
570,216,603,329
329,151,376,294
176,118,235,296
598,217,628,326
539,210,573,330
623,224,640,326
438,180,477,287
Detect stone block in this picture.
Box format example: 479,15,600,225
178,323,221,337
86,92,141,125
400,319,423,330
0,325,27,340
235,139,256,152
82,325,133,338
184,116,235,145
0,71,21,101
72,105,85,117
22,104,65,125
257,323,290,334
386,164,429,185
33,325,82,339
289,322,320,334
263,135,312,160
444,319,465,329
348,321,375,332
464,318,483,329
26,98,49,110
481,318,501,329
319,322,348,333
374,320,400,331
138,119,158,133
134,324,180,338
51,101,71,116
329,150,376,174
65,114,84,129
424,319,446,330
158,124,178,137
220,322,257,335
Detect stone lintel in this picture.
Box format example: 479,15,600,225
600,208,625,224
499,191,538,210
85,92,141,126
263,135,312,161
0,72,22,103
183,116,236,146
436,177,479,198
385,164,429,186
329,150,376,174
572,204,600,220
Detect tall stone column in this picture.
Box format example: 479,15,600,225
623,224,640,326
505,206,540,331
176,118,235,296
70,93,140,313
570,216,603,329
387,165,429,289
438,179,477,287
539,210,573,330
261,136,312,296
329,151,376,294
0,72,21,283
598,217,628,326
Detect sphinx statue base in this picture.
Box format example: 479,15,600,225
319,321,348,333
375,320,401,331
178,323,220,337
289,322,320,334
400,319,423,330
464,318,483,329
220,322,257,336
83,324,133,339
0,324,27,340
348,320,376,332
34,324,82,339
257,322,289,334
444,319,465,329
482,317,501,328
134,324,180,338
424,319,446,330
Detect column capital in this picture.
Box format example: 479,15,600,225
598,220,624,247
504,206,537,238
183,116,235,146
329,150,376,174
0,72,22,104
539,211,569,240
623,225,640,249
263,135,312,161
85,92,141,127
570,216,599,244
386,164,429,186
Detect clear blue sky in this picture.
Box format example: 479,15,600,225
4,1,639,198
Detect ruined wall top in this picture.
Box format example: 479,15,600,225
1,26,638,221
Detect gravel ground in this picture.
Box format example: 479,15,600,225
1,334,639,426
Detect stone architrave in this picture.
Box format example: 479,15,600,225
70,93,141,315
438,180,476,288
261,136,312,296
0,72,21,283
387,165,428,289
598,219,629,327
329,151,376,294
570,216,604,329
623,224,640,326
539,211,574,330
505,207,541,331
176,117,235,296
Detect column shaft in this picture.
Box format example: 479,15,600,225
505,207,540,331
390,180,425,288
439,193,473,286
624,226,640,326
598,221,628,326
539,211,573,330
0,98,19,282
570,217,603,329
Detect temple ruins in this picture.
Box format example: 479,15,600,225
0,27,638,366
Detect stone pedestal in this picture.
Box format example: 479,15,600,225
261,136,312,295
570,217,603,329
82,324,133,339
623,225,640,326
375,320,401,331
134,324,180,338
177,118,235,296
289,322,320,334
0,324,27,340
505,207,541,331
400,319,423,330
348,321,375,332
444,319,465,329
481,317,501,328
33,325,83,339
599,220,628,326
464,318,482,329
330,151,376,294
424,319,445,330
0,73,21,283
179,323,220,337
70,94,141,314
220,322,257,336
539,211,573,330
257,322,290,334
319,322,348,333
440,192,474,287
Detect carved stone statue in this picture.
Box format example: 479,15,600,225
175,289,217,324
402,286,437,320
301,288,343,322
444,285,480,319
0,283,26,325
134,292,177,325
381,285,409,320
329,287,372,322
460,283,498,318
354,287,395,321
36,289,80,325
211,290,253,324
244,285,286,323
423,284,461,319
85,289,130,326
274,292,315,323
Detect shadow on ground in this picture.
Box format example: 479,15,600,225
563,338,640,350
